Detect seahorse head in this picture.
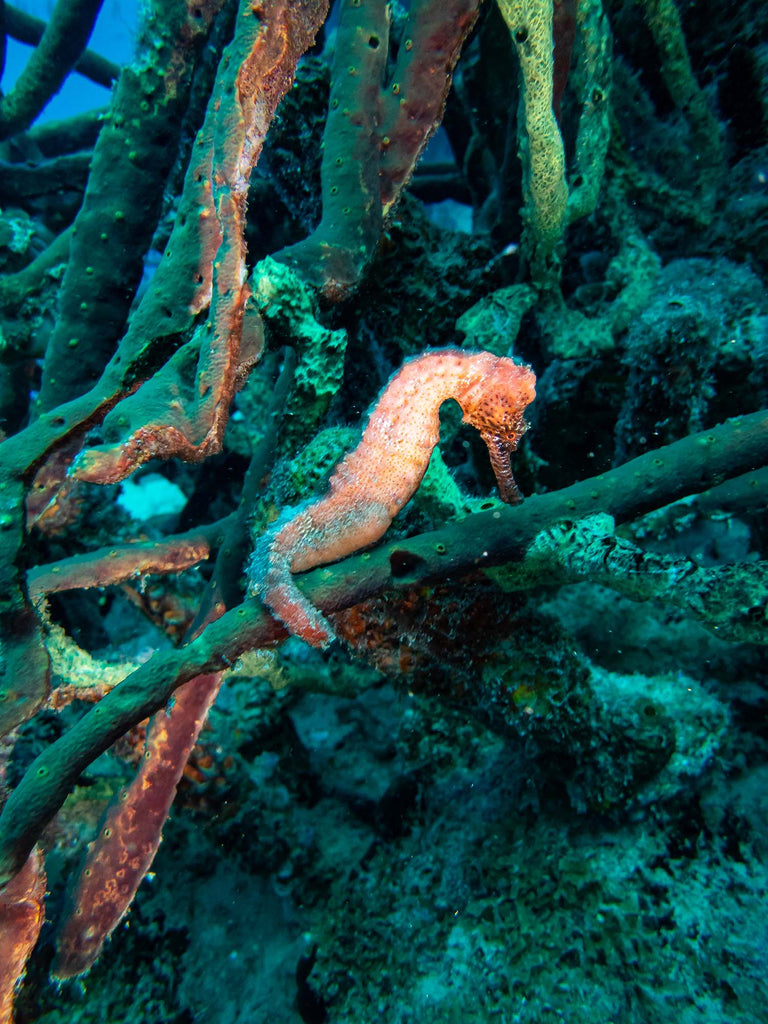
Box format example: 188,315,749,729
458,352,536,504
459,352,536,445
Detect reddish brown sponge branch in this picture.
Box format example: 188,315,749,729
249,349,536,648
0,0,326,748
52,672,223,980
44,374,292,977
272,0,480,299
378,0,480,213
69,0,330,486
26,519,231,601
0,847,45,1024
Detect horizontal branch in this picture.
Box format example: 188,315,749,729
27,517,233,600
1,408,767,883
0,153,91,200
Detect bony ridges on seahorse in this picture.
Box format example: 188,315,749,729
249,348,536,647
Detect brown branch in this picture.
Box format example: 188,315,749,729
272,0,480,299
26,517,233,601
67,0,330,484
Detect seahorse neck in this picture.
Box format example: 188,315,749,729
328,350,488,513
394,347,483,411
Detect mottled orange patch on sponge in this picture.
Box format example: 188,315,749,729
251,348,536,648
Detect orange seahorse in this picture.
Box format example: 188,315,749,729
250,348,536,647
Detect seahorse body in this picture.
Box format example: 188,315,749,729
250,348,536,647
